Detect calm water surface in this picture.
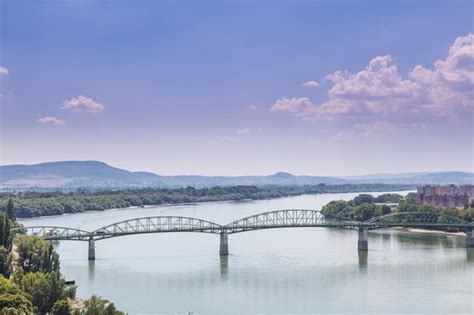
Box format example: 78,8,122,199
20,191,474,314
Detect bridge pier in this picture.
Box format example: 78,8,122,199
219,230,229,256
358,228,368,251
88,238,95,260
466,230,474,248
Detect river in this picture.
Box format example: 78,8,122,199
19,191,474,314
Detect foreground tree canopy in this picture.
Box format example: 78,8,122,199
0,209,125,314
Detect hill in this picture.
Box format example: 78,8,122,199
0,161,472,190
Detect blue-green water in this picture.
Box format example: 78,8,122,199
20,191,474,314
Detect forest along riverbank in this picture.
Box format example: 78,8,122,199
0,184,413,218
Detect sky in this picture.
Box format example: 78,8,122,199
0,0,473,176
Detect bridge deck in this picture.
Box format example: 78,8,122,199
15,210,473,241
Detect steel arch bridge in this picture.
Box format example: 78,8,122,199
91,216,224,240
15,226,91,241
224,209,358,233
14,210,474,260
363,211,471,229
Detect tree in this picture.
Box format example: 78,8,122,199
84,295,125,315
351,194,374,206
0,213,12,250
0,275,19,295
404,192,418,205
6,198,15,221
0,293,35,314
0,245,11,277
0,276,35,313
47,271,66,308
20,272,52,312
354,204,376,221
51,299,71,315
15,235,60,273
381,205,391,215
85,295,109,315
105,302,124,315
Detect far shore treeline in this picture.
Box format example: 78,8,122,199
321,192,474,222
0,184,412,218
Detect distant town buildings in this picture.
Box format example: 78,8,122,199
417,185,474,209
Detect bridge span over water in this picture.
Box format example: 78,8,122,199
15,210,474,260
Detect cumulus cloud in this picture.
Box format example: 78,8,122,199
270,97,314,117
271,33,474,121
37,116,66,126
236,128,251,135
207,136,234,145
62,95,104,113
0,66,8,76
302,80,320,88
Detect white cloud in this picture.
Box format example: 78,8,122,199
271,33,474,121
236,128,251,135
62,95,104,113
248,105,258,111
207,136,234,145
270,97,314,117
37,116,66,126
0,66,8,76
408,33,474,115
302,80,320,88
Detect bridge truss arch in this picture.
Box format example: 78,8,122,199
15,226,91,241
91,216,224,240
363,212,473,230
225,209,357,233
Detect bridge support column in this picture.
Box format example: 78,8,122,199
466,230,474,248
219,230,229,256
358,228,368,251
88,238,95,261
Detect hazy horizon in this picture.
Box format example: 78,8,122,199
1,1,473,176
1,159,473,178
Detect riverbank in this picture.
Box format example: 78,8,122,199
394,227,466,236
16,190,416,220
2,184,414,218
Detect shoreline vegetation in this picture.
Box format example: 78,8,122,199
0,184,412,218
320,192,474,225
0,210,125,314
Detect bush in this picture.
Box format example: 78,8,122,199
51,299,71,315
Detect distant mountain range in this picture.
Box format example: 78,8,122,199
0,161,473,190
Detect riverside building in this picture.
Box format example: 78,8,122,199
416,185,474,209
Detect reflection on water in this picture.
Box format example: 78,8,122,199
467,248,474,263
20,191,473,314
88,260,95,282
358,251,368,269
219,256,228,278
